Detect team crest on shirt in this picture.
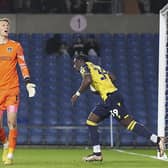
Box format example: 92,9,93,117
7,47,13,52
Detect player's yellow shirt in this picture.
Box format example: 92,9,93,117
80,62,118,101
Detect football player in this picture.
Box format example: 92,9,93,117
71,54,166,161
0,18,36,165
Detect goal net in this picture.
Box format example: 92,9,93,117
158,3,168,159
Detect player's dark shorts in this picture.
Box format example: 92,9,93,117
92,91,129,122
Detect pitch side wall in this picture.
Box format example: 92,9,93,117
0,14,159,33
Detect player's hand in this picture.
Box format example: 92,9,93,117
26,83,36,97
71,94,79,105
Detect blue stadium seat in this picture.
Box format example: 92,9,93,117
57,129,74,145
29,115,43,125
120,130,134,146
29,128,43,144
45,129,58,144
9,32,159,146
9,33,17,40
61,33,72,45
135,136,148,146
98,33,112,49
17,127,28,144
75,129,89,145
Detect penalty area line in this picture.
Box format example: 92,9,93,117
114,149,168,162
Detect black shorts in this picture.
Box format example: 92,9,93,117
92,91,129,122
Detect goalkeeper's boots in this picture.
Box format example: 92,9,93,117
83,153,103,162
157,137,166,157
4,158,13,165
2,148,8,162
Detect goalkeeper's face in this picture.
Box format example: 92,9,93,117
73,58,83,71
0,20,10,38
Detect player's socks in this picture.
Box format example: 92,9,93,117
7,129,18,161
0,128,7,144
7,148,14,158
2,142,9,162
131,122,152,139
5,129,18,165
0,128,8,162
84,124,103,162
129,121,162,144
150,134,158,143
88,125,99,145
93,145,101,155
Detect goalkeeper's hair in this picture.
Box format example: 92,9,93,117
74,54,89,62
0,17,10,23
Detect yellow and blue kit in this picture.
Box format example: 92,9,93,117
78,61,158,149
80,61,131,123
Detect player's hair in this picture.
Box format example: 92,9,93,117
0,18,10,23
74,54,89,62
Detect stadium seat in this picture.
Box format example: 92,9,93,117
9,33,159,146
44,129,58,144
75,129,89,145
9,33,18,40
29,128,44,144
120,130,134,146
57,129,74,145
135,136,148,146
17,127,28,144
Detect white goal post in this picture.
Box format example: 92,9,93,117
158,3,168,159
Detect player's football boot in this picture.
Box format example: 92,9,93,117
83,153,103,162
4,158,13,165
2,148,8,162
157,137,166,157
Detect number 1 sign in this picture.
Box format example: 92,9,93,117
70,15,87,32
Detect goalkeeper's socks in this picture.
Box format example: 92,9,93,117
8,129,18,151
132,122,152,139
7,151,13,159
3,141,9,149
0,128,7,144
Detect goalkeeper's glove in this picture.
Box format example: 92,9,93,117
25,77,36,97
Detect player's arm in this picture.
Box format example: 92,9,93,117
71,74,92,105
78,74,92,94
17,43,36,97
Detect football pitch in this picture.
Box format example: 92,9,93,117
0,148,168,168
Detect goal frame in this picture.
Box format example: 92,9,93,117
158,3,168,137
157,3,168,159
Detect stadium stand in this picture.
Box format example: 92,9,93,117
13,33,158,146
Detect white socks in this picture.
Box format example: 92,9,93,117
3,141,8,149
7,153,13,159
150,134,158,143
93,145,101,153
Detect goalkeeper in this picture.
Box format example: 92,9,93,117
71,54,166,162
0,18,36,165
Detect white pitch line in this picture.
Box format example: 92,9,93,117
115,149,168,162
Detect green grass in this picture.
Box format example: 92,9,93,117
0,148,168,168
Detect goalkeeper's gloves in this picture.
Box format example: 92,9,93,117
25,77,36,97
